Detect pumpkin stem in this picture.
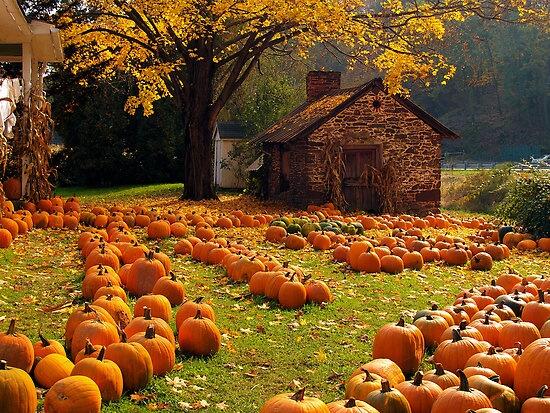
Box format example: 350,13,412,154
6,319,16,335
458,320,467,330
360,368,376,382
0,360,6,370
290,388,306,402
37,331,50,347
396,317,405,327
457,370,470,392
97,346,106,361
413,371,423,386
194,309,203,319
487,346,496,355
537,385,549,398
106,294,113,301
431,303,439,310
491,279,497,286
145,324,156,339
380,379,391,393
170,271,177,281
344,399,357,408
194,297,204,304
434,363,445,376
143,307,152,320
120,330,128,343
451,329,463,342
489,375,501,383
538,289,545,303
83,302,95,313
483,314,491,325
515,342,523,355
83,339,96,355
425,314,434,321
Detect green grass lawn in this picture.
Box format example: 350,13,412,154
0,186,548,412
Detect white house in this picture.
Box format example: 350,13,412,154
213,121,247,189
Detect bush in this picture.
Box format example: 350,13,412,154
443,164,513,213
496,169,550,237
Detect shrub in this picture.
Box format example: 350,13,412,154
496,168,550,237
443,164,513,213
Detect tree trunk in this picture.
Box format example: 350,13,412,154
179,46,218,200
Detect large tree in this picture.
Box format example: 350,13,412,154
61,0,548,199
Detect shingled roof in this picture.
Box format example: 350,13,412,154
251,78,459,144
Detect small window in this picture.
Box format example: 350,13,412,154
280,151,290,191
372,99,382,110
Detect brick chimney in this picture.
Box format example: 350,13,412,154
306,71,341,102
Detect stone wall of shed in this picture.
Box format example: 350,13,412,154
306,91,442,214
264,136,316,206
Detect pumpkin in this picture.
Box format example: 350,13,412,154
345,368,383,401
443,245,469,266
105,331,153,391
413,315,449,349
465,346,516,387
433,329,489,372
497,272,523,294
174,238,194,255
542,319,550,338
34,353,74,389
380,255,404,274
126,251,166,296
521,385,550,413
499,319,540,349
305,280,333,304
463,364,498,378
350,359,405,387
0,227,13,248
522,289,550,329
152,272,186,306
249,270,280,296
82,266,122,299
147,219,171,239
467,375,520,413
71,346,122,401
92,294,132,327
128,324,175,376
326,398,380,413
93,282,127,302
84,245,120,271
178,310,221,356
402,251,424,270
0,360,37,413
261,388,330,413
0,319,34,372
355,248,381,273
441,319,482,342
395,371,443,413
278,274,307,309
70,318,119,358
44,375,101,413
423,363,459,390
372,317,424,376
469,315,503,346
124,306,175,347
365,380,411,413
74,339,101,363
176,297,216,327
431,370,492,413
312,232,332,250
134,294,172,322
64,302,115,347
122,241,148,264
3,177,21,200
470,252,493,271
33,333,66,358
514,338,550,402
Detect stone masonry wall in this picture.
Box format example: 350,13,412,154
307,90,442,214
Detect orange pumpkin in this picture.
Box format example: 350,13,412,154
178,310,221,356
0,319,34,372
128,325,175,376
43,375,101,413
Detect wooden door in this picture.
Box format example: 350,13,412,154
342,146,381,212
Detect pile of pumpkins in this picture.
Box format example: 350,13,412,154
261,268,550,413
175,223,334,310
0,195,82,249
0,222,224,412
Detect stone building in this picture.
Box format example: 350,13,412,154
251,71,459,214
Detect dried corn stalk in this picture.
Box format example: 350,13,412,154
322,137,347,209
360,159,400,213
11,79,54,202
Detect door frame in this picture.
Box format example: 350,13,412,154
341,143,383,211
